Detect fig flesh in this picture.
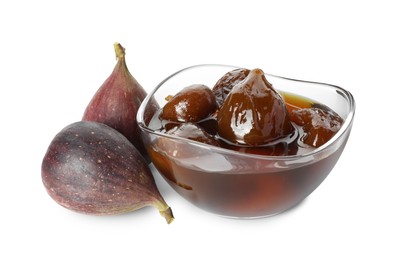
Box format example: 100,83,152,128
217,68,294,146
160,84,217,123
41,121,174,224
83,43,153,161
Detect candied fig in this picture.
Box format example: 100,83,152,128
160,84,217,123
153,123,221,191
42,121,174,224
212,68,250,106
290,107,343,147
217,68,294,146
197,117,219,136
83,43,155,161
166,123,220,146
156,123,220,162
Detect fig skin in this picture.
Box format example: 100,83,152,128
41,121,174,224
160,84,218,123
212,68,250,106
83,43,155,161
217,68,294,146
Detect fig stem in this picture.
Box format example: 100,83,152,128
114,42,126,59
160,207,175,224
251,68,264,75
154,200,174,224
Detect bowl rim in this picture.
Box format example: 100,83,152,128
137,64,355,161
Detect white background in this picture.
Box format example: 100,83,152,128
1,0,392,259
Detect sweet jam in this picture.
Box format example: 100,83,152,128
145,70,345,217
149,91,342,157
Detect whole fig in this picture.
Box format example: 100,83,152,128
290,107,343,147
83,43,155,161
41,121,174,224
217,68,294,146
160,84,217,123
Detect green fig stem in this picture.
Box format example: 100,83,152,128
114,42,126,59
154,200,174,224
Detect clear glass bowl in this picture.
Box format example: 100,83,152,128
137,64,355,218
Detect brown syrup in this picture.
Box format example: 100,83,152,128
146,91,344,216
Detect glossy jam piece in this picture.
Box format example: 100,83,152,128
290,107,344,147
154,123,221,164
212,68,250,106
160,84,217,123
166,123,220,146
217,69,295,146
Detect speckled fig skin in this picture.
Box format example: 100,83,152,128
83,43,156,162
41,121,174,224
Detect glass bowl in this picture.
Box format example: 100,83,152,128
136,64,355,218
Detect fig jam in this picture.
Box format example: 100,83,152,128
145,69,345,217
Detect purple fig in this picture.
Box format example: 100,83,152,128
83,43,154,161
41,121,174,224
